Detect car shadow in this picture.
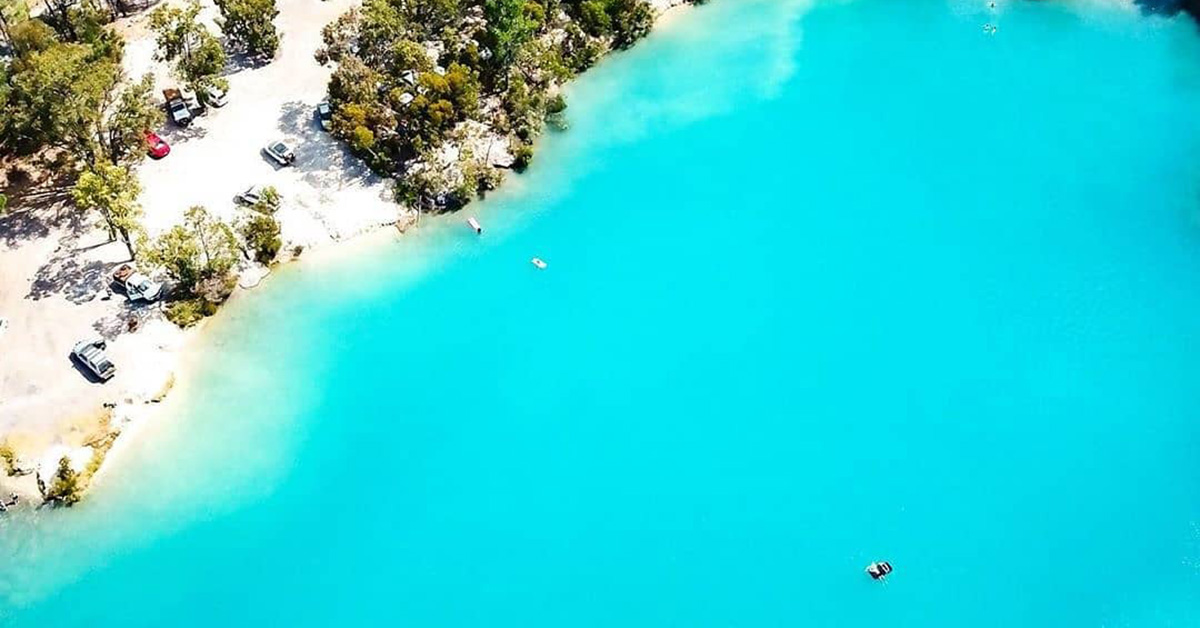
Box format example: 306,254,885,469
261,148,290,170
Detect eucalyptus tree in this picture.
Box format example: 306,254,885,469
214,0,280,59
148,1,227,94
72,162,144,260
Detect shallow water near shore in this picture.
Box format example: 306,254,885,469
4,0,1200,625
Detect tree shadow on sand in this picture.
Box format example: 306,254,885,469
0,167,80,247
91,300,162,338
222,49,274,77
158,121,210,145
276,100,384,191
26,249,114,303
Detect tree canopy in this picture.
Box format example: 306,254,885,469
0,3,159,165
214,0,280,59
148,1,228,94
72,162,144,260
316,0,659,209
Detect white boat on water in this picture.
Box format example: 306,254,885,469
467,217,482,233
531,257,547,269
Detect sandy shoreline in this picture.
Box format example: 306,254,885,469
0,0,695,503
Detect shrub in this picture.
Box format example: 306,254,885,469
610,0,654,49
252,186,281,213
562,23,603,72
0,442,16,475
241,213,282,264
196,272,237,304
165,298,217,327
511,141,534,172
45,457,82,506
578,0,611,36
545,93,568,130
214,0,281,59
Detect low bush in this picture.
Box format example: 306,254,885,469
165,298,217,328
511,141,534,172
241,214,282,264
44,457,83,506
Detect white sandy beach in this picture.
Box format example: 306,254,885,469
0,0,413,495
0,0,693,499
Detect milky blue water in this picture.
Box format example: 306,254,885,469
4,1,1200,626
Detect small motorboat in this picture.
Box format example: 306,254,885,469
467,217,482,234
531,257,547,269
866,561,893,580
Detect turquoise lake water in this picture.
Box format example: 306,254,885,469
4,0,1200,625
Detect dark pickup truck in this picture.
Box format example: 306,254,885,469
163,88,193,127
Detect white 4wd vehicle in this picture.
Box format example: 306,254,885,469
112,264,163,302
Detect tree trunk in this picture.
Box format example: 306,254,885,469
117,225,136,260
0,13,13,49
44,0,74,40
97,213,118,242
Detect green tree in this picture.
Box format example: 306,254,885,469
388,38,432,75
101,73,163,165
250,185,280,213
214,0,280,59
355,0,406,67
400,0,457,38
7,17,57,56
5,39,153,165
72,162,144,260
560,22,601,72
148,206,239,289
6,42,116,159
150,224,203,287
315,8,359,65
45,456,82,506
483,0,541,76
576,0,610,36
327,55,381,107
239,213,281,264
0,0,29,49
608,0,653,49
405,63,480,141
185,205,239,279
148,1,227,94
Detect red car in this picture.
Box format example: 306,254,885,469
144,131,170,159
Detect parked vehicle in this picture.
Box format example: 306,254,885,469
71,338,116,381
234,184,273,207
202,85,228,108
163,88,192,127
316,102,332,131
144,131,170,159
263,140,296,166
112,264,163,302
